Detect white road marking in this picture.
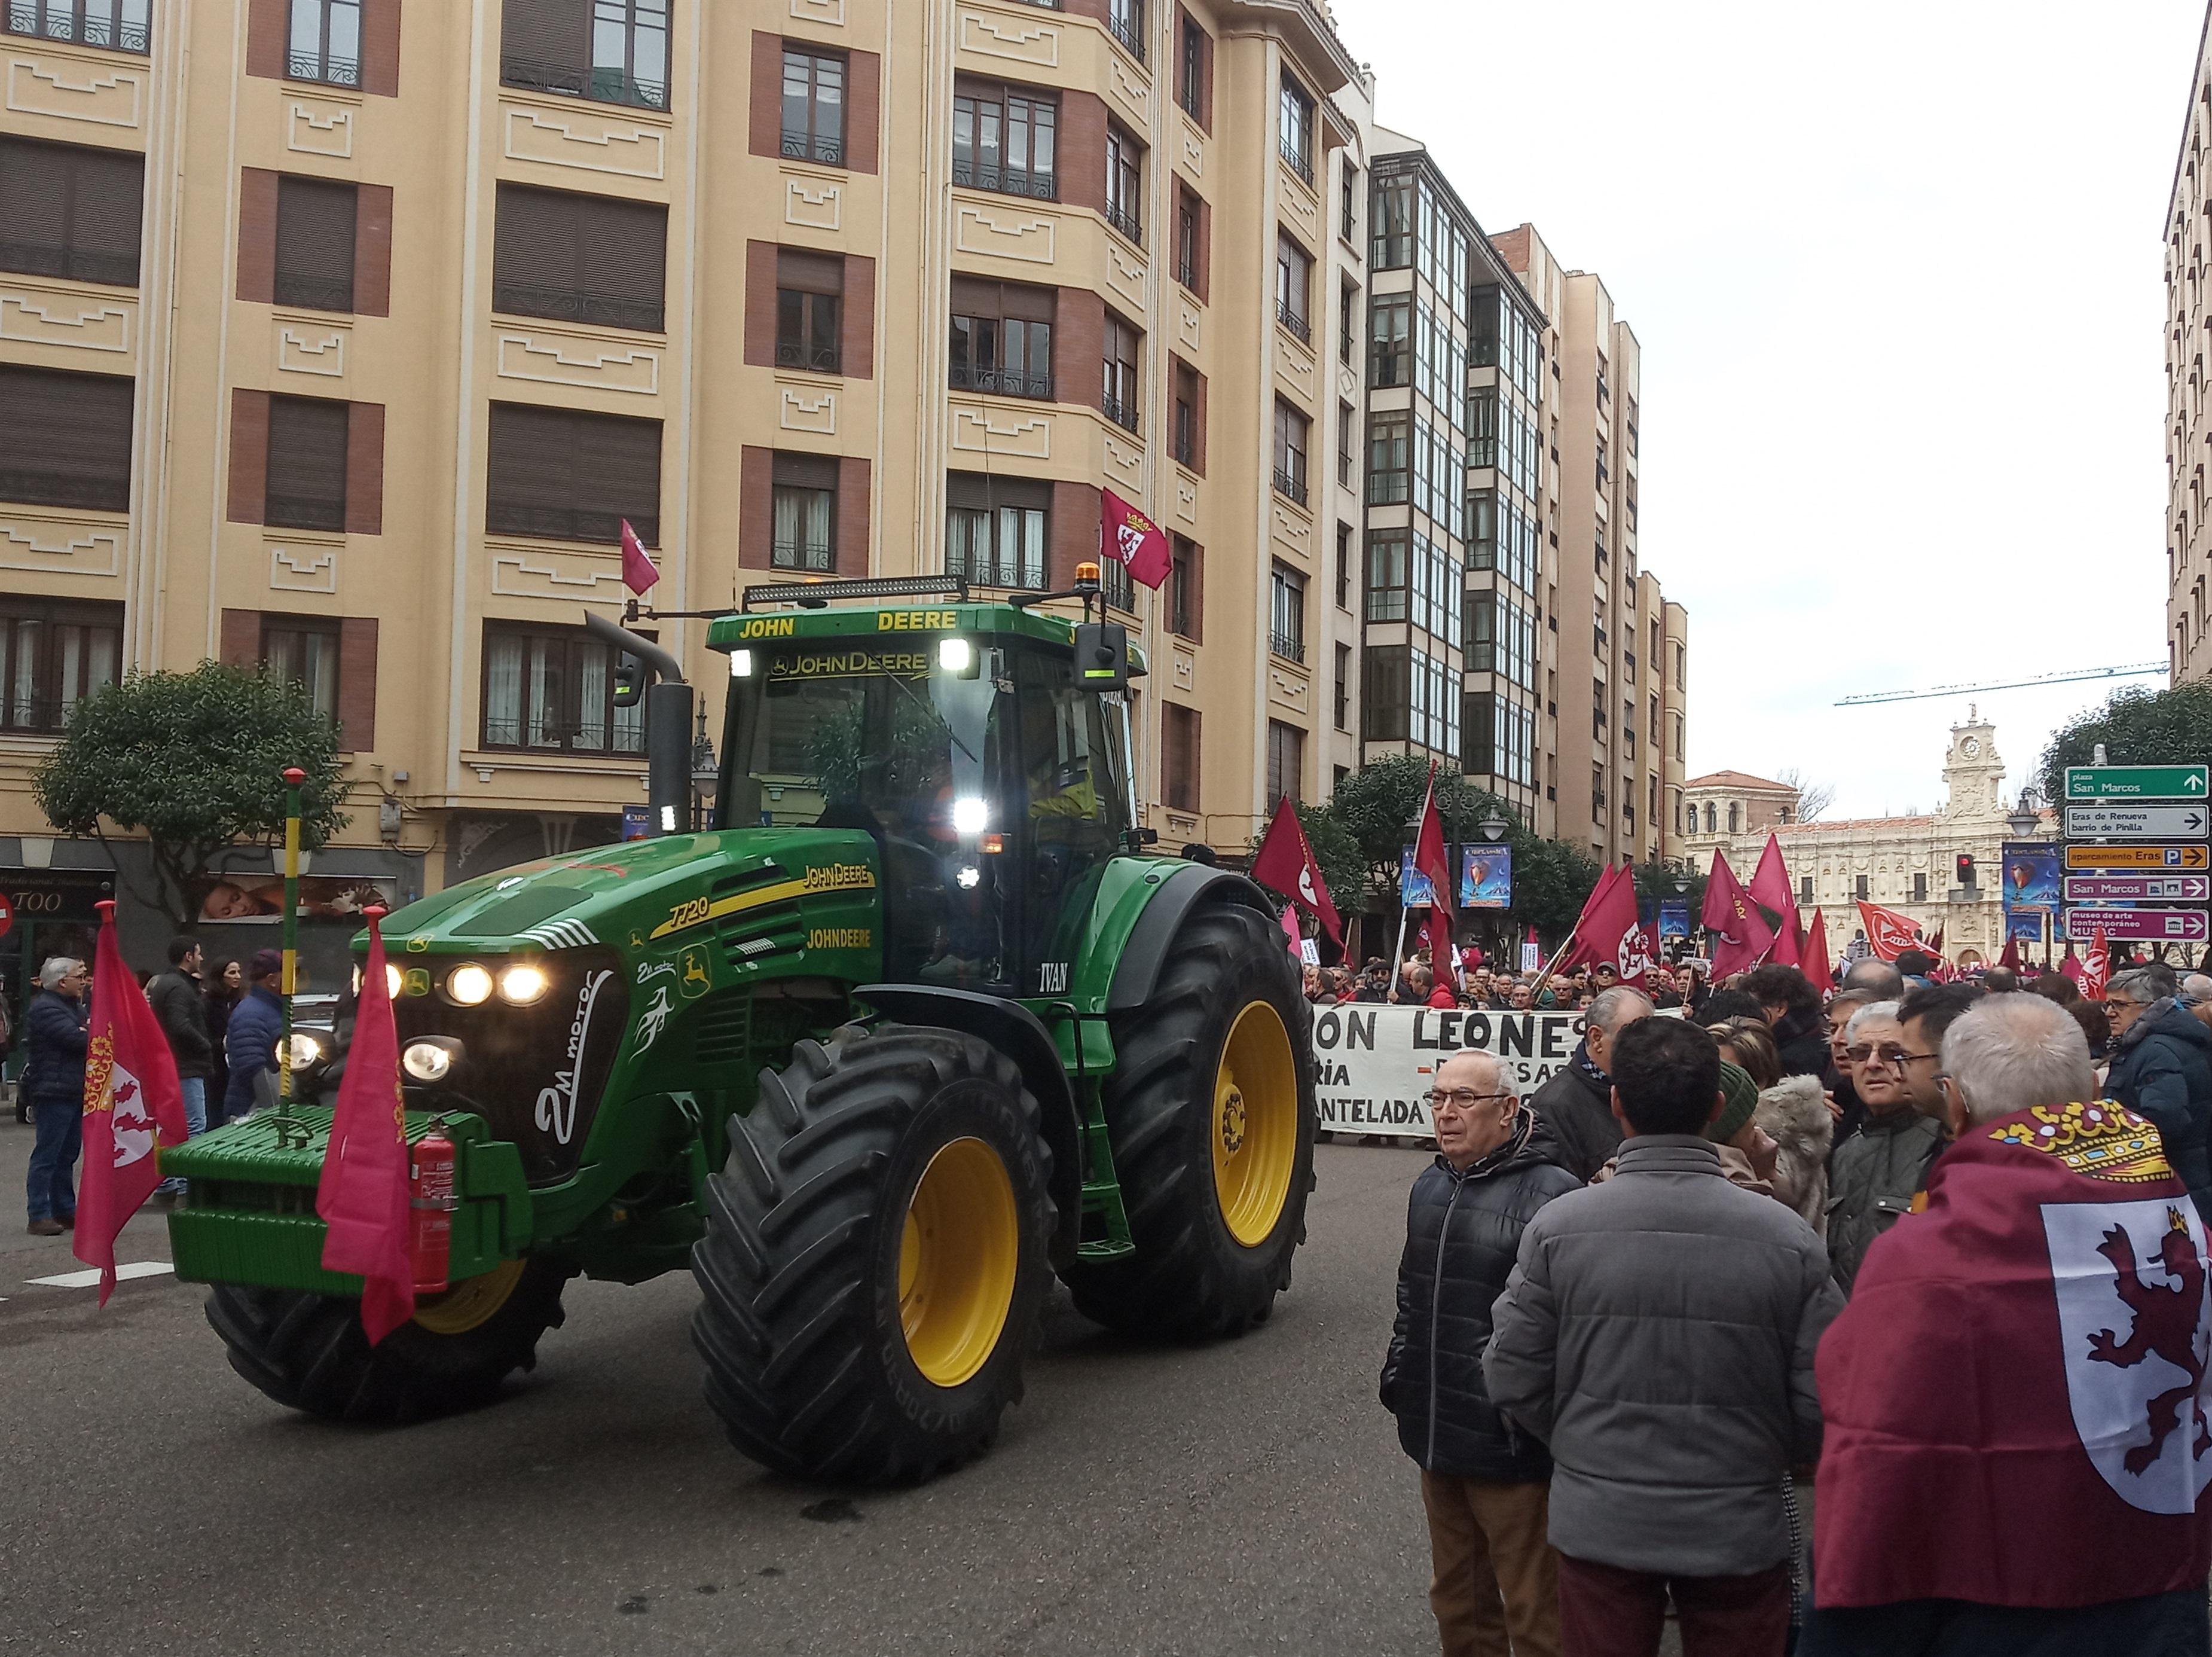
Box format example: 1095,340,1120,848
28,1261,174,1289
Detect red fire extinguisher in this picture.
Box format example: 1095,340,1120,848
409,1123,458,1295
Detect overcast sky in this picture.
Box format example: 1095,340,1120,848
1341,0,2202,819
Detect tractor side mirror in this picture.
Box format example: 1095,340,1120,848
1071,621,1128,693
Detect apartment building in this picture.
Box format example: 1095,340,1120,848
0,0,1367,972
2168,4,2212,680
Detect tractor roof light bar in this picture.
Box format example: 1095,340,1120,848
741,573,971,612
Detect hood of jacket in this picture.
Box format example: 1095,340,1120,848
1755,1074,1834,1168
2123,999,2212,1057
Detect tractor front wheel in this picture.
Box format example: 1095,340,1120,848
205,1256,572,1423
690,1024,1055,1484
1066,902,1317,1341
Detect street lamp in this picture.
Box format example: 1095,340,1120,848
1672,870,1690,895
1478,810,1508,843
2005,788,2043,839
689,705,718,831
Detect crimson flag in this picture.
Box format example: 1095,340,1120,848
1249,797,1343,946
1749,834,1802,968
317,910,415,1342
2083,927,2112,1002
1856,899,1935,964
1814,1100,2212,1610
1279,901,1303,958
1425,910,1459,997
1101,488,1171,588
1563,864,1651,987
1411,768,1455,923
1998,930,2023,974
620,517,658,595
73,901,190,1305
1802,910,1834,994
1701,852,1776,978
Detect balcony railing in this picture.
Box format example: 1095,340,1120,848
481,718,645,755
1102,395,1139,435
493,282,664,334
953,160,1056,200
288,50,359,87
4,4,146,52
1279,140,1313,186
501,55,668,111
1172,425,1195,467
1169,609,1193,639
777,338,841,374
1269,631,1304,664
265,493,347,533
1105,200,1143,246
1176,257,1197,291
0,241,136,288
487,502,650,545
949,364,1053,400
1272,466,1307,506
273,273,354,313
771,541,833,573
1276,299,1310,346
1108,7,1145,60
0,468,126,513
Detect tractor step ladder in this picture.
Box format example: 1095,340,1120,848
1076,1089,1135,1261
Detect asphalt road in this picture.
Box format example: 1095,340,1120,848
0,1120,1458,1656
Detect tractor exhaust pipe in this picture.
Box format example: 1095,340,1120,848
584,611,693,836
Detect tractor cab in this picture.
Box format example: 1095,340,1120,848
709,577,1137,1000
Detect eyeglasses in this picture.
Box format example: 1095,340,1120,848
1424,1089,1516,1113
1846,1043,1912,1069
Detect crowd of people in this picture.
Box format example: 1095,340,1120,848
1308,954,1708,1013
1384,949,2212,1657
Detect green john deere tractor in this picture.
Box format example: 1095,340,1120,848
165,572,1316,1482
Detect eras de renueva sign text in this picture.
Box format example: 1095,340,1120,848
1310,1006,1590,1140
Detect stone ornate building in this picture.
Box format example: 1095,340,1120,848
1683,709,2050,968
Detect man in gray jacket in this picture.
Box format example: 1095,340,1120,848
1483,1015,1845,1657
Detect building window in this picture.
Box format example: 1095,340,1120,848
1272,400,1308,505
776,248,842,373
1104,313,1140,432
1370,173,1413,267
0,364,133,512
1337,398,1354,486
1107,0,1143,61
2,0,147,53
949,277,1055,399
1274,230,1311,344
1101,553,1134,612
482,621,645,753
494,182,667,331
264,395,350,531
1278,73,1313,184
1368,292,1410,386
288,0,360,86
1593,765,1607,825
1728,801,1741,833
1366,410,1409,505
1174,182,1201,290
261,614,342,721
1335,523,1352,609
1269,563,1304,664
1172,359,1200,468
274,175,358,313
0,136,143,288
1169,536,1199,639
769,452,837,572
1800,875,1814,904
1163,703,1200,811
501,0,667,109
1362,645,1409,742
1178,16,1205,120
1105,124,1143,244
1333,642,1351,730
954,80,1056,199
0,596,122,733
1267,719,1304,805
946,472,1048,588
781,45,845,164
1340,159,1358,241
485,402,662,545
1365,529,1408,622
1339,282,1356,367
1913,872,1927,902
1856,874,1869,901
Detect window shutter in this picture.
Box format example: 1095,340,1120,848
487,404,574,536
0,366,133,512
71,145,145,285
1003,282,1055,323
574,410,662,544
487,404,659,545
950,275,1001,317
496,185,665,330
0,139,69,279
493,183,567,308
772,452,838,490
276,176,357,309
575,194,668,329
501,0,586,76
776,248,841,295
265,396,350,527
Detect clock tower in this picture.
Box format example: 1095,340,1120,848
1940,704,2006,825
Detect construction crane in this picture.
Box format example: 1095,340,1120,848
1835,661,2168,707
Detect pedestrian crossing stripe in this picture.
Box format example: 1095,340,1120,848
521,919,599,951
28,1261,173,1289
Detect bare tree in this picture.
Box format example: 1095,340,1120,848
1776,768,1836,823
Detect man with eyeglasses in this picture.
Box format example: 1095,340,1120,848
1893,982,1979,1126
2104,967,2212,1223
1383,1049,1580,1657
1825,1000,1945,1293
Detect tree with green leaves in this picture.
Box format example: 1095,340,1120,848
2039,683,2212,802
33,662,351,929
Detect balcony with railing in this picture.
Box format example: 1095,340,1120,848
4,2,148,53
771,540,833,573
1276,298,1310,346
274,273,355,314
1279,138,1313,187
1106,200,1143,246
1102,395,1139,435
1107,6,1145,60
777,338,840,374
493,282,664,333
0,240,136,288
288,48,359,87
782,127,842,165
0,468,126,513
1176,256,1197,291
1172,424,1195,468
266,493,346,533
954,159,1056,200
949,364,1053,400
1269,630,1304,664
502,55,668,111
1273,466,1306,506
486,502,646,545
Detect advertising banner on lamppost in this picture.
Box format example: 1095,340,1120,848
1460,846,1513,910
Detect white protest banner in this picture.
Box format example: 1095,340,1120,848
1309,1005,1590,1141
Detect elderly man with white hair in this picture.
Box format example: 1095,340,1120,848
1824,999,1945,1294
1802,993,2212,1656
1383,1048,1581,1657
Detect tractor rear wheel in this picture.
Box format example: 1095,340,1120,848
691,1024,1055,1484
1066,902,1316,1341
205,1256,571,1423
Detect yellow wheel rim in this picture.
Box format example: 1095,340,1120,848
411,1258,525,1336
899,1137,1020,1389
1212,1000,1298,1247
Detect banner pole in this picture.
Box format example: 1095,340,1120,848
1526,923,1585,1006
1386,904,1412,999
277,765,304,1119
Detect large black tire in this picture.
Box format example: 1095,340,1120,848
205,1257,571,1423
1066,902,1317,1340
690,1024,1055,1484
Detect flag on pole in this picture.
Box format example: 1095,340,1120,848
316,908,415,1343
2081,927,2111,1002
1424,909,1460,998
1996,932,2022,974
1249,797,1343,946
1412,767,1455,924
1855,900,1936,964
1749,834,1802,968
619,517,658,595
1702,852,1777,978
1802,909,1834,994
1562,864,1651,987
73,901,189,1305
1101,488,1171,588
1279,901,1303,958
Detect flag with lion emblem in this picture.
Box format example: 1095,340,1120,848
1813,1098,2212,1609
74,900,189,1305
1099,488,1171,588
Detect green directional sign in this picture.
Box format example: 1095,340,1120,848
2064,764,2210,801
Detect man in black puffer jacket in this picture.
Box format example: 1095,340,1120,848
1385,1048,1580,1657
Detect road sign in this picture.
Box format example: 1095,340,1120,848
2063,804,2212,840
2063,908,2211,943
2063,844,2211,869
2064,764,2210,800
2065,873,2212,903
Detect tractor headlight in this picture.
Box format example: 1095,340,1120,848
951,796,988,835
402,1038,462,1084
730,648,754,678
498,963,549,1005
384,963,403,1000
937,636,974,675
957,864,980,890
447,963,494,1005
284,1032,325,1069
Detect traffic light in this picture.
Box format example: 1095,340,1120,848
1956,853,1976,888
612,653,643,707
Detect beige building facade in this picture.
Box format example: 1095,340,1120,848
2170,3,2212,681
0,0,1369,972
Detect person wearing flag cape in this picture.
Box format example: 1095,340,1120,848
1803,993,2212,1656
